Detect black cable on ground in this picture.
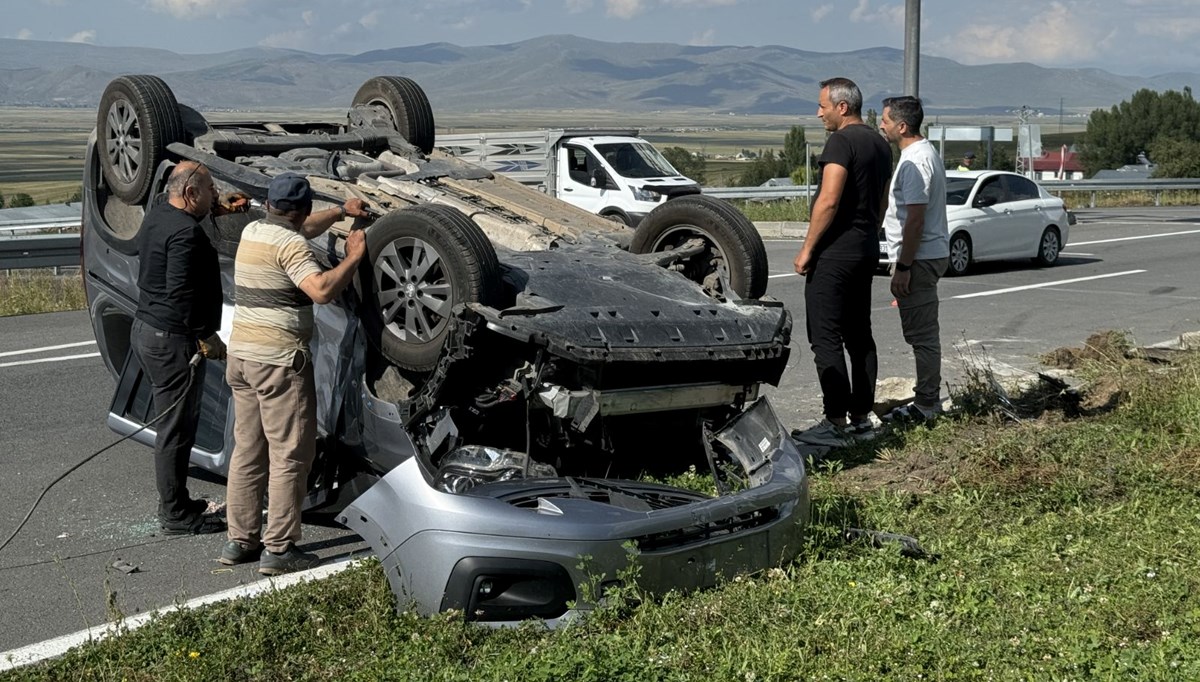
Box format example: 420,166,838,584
0,353,204,554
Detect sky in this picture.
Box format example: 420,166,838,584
5,0,1198,77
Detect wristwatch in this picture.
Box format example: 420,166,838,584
335,205,348,220
895,261,912,272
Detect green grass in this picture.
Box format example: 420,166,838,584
733,199,810,222
0,271,86,316
8,352,1200,680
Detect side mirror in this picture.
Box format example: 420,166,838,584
591,168,608,189
974,195,998,208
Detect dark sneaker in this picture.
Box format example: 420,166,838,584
883,403,941,426
791,419,854,447
846,417,876,439
259,545,321,576
161,512,225,536
218,540,261,565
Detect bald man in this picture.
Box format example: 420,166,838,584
131,161,248,535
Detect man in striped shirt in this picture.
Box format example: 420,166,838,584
219,172,368,575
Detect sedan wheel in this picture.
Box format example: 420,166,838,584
947,233,972,277
1033,227,1061,267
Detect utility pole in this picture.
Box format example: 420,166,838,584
903,0,921,96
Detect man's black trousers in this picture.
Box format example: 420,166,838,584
131,318,204,524
804,256,878,421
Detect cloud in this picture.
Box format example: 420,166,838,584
66,29,95,43
849,0,904,26
689,28,716,46
566,0,593,11
450,16,476,30
1135,16,1200,40
301,9,314,26
144,0,245,20
663,0,739,6
605,0,646,18
811,4,833,22
16,28,34,40
359,10,382,29
939,2,1114,65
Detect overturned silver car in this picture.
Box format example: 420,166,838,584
82,74,808,624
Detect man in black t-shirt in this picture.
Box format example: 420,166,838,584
793,77,892,446
132,161,247,534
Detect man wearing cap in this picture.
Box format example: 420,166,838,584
956,151,976,172
132,161,248,536
219,172,368,574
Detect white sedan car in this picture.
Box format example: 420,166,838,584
880,170,1071,276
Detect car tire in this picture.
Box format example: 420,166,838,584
1033,227,1061,267
947,232,972,277
629,195,768,300
360,204,500,371
97,75,186,204
352,76,436,155
600,210,631,226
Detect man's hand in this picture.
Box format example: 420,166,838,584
198,333,227,360
343,198,370,218
214,192,251,216
890,269,912,299
794,249,813,276
344,229,366,263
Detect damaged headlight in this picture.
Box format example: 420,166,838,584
435,445,558,494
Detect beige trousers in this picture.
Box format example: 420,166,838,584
225,354,317,553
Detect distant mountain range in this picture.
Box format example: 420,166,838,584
2,35,1197,115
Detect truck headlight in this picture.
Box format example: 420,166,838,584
633,188,662,202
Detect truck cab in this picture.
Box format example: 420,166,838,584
438,129,701,226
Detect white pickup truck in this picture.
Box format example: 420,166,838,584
437,129,701,226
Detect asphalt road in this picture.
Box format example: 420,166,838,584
1,206,1198,652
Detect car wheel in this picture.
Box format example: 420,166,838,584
947,232,972,276
352,76,436,155
1033,227,1061,267
629,195,768,300
97,75,185,204
360,204,500,371
600,210,631,226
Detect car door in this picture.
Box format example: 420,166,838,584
556,144,609,214
1001,174,1049,258
964,175,1010,261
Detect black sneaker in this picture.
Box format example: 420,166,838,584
218,540,261,565
259,545,321,576
884,403,941,426
160,513,226,536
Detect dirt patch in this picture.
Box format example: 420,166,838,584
835,440,970,495
1042,330,1132,369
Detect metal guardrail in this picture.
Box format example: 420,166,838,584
703,178,1200,207
0,234,81,270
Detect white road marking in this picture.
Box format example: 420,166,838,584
1071,228,1200,247
0,340,96,358
1060,252,1093,257
768,273,799,279
951,270,1146,300
0,558,362,671
0,352,101,368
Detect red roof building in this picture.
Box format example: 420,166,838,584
1030,146,1085,180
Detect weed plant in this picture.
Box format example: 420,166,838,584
0,270,85,317
6,354,1200,680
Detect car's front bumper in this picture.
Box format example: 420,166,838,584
339,397,808,624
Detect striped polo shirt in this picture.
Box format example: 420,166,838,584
228,214,323,367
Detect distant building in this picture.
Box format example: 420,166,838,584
1092,152,1156,180
761,178,795,187
1030,147,1085,181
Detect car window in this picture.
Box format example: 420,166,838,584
595,142,678,178
946,177,975,205
564,145,596,185
975,177,1007,206
1003,175,1041,201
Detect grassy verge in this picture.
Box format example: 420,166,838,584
733,199,810,222
0,270,86,316
1056,189,1200,210
6,351,1200,680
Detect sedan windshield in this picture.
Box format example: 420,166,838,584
596,142,679,179
946,177,976,206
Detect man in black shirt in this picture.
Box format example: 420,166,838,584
793,77,892,446
132,161,247,534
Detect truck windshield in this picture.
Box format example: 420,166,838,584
595,142,679,179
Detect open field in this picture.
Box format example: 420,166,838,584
0,107,1094,200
